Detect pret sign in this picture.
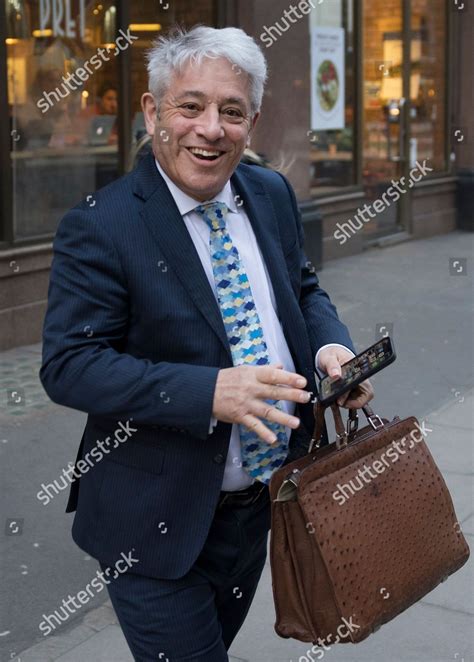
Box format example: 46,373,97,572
40,0,86,40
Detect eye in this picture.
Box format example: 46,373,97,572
222,108,245,122
179,103,200,115
223,108,241,116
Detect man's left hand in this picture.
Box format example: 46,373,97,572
317,346,374,409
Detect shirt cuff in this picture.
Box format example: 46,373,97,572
208,415,218,434
315,343,356,379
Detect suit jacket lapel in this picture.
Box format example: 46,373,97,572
134,154,314,382
231,168,316,381
135,155,233,361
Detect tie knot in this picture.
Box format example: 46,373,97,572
194,201,229,231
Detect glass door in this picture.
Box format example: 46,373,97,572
362,0,408,238
409,0,448,173
361,0,447,239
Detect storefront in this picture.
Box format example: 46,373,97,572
0,0,472,348
241,0,471,259
1,0,217,242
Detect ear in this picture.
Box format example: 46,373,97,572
141,92,158,136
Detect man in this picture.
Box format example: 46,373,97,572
40,25,372,661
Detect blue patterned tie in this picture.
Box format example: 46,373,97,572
194,201,289,484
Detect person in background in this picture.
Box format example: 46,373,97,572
80,82,119,144
96,82,118,116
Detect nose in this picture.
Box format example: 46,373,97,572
194,103,225,142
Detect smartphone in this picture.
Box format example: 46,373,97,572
318,337,396,406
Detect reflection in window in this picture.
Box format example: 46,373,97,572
7,0,120,239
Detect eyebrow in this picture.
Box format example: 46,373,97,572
175,91,247,107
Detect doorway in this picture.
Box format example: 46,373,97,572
361,0,448,239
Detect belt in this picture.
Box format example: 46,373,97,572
217,480,268,509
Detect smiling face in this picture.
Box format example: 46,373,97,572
142,57,259,201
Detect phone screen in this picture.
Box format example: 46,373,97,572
320,337,394,401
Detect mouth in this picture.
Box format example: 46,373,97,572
186,146,226,163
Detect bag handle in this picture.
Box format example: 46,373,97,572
309,400,384,452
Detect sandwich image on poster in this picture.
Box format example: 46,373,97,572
310,26,345,130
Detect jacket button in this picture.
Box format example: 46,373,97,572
213,453,225,464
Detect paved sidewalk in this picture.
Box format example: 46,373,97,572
13,391,473,662
5,231,473,662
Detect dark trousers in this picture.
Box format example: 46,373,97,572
100,485,271,661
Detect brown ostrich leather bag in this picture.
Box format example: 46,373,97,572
269,401,470,644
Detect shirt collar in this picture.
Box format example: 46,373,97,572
155,158,239,217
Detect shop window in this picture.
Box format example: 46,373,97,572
362,0,447,180
362,0,404,235
5,0,217,240
127,1,216,170
410,0,447,172
361,0,447,238
308,0,356,194
7,0,120,239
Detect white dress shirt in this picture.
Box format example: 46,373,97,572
155,160,353,490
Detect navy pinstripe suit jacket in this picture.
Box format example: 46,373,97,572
40,152,355,579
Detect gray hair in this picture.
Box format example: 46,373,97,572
146,25,268,116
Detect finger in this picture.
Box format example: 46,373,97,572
337,391,350,407
258,365,307,388
252,401,301,429
240,414,279,445
323,357,342,379
362,380,375,398
342,390,374,409
256,383,312,405
337,379,374,407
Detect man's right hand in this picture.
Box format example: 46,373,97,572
212,363,311,445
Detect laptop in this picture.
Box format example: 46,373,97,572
88,115,117,145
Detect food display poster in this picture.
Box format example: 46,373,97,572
310,26,345,130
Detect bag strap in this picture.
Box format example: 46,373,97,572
309,400,384,452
